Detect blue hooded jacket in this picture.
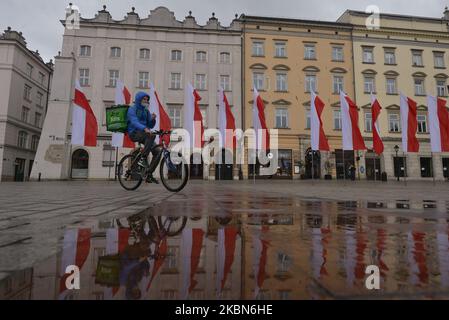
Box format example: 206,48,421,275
127,91,156,135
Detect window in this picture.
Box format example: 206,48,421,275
333,110,342,130
437,79,447,97
24,85,32,100
420,157,433,178
253,72,264,90
102,144,116,167
26,63,33,77
389,113,400,132
171,50,182,61
363,47,374,63
384,50,396,65
38,72,45,85
138,72,150,88
22,106,29,122
35,112,42,127
139,48,150,60
365,112,372,132
109,70,119,87
79,69,89,86
37,92,43,107
394,157,407,177
386,78,397,94
220,52,231,64
200,107,208,128
332,46,344,61
31,135,39,151
275,42,286,57
363,75,376,93
195,74,207,90
277,253,292,273
417,114,427,133
170,73,181,89
305,75,317,92
110,47,121,58
304,44,316,60
168,107,182,128
18,131,28,148
80,45,91,57
414,78,425,95
164,246,179,270
434,52,445,68
220,75,231,91
306,110,311,129
196,51,207,62
252,41,264,56
275,108,288,128
276,73,287,91
333,75,344,94
412,50,423,66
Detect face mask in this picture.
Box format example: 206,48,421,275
141,101,149,107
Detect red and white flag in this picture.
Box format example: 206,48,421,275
71,81,98,146
427,95,449,153
216,227,238,295
344,229,356,287
180,228,205,299
253,233,269,298
376,229,389,277
184,83,204,149
104,228,130,299
218,88,236,150
149,84,172,146
111,80,134,148
146,238,168,291
371,95,384,155
310,91,330,151
252,88,270,151
59,228,91,300
400,94,419,152
407,231,428,285
311,227,330,280
340,92,366,150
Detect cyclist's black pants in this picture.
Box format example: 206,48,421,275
129,131,156,159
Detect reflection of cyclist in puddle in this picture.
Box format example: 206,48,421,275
119,239,151,300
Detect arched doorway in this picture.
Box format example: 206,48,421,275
215,149,233,180
190,153,203,179
71,149,89,179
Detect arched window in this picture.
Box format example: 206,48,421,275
220,52,231,64
196,51,207,62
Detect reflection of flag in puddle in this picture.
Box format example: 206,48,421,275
344,230,357,288
180,228,205,299
311,228,330,280
58,228,91,300
145,238,168,292
253,226,269,298
355,232,367,281
104,228,130,299
407,231,428,286
437,229,449,288
217,227,238,297
376,229,389,278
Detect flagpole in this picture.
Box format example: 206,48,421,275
311,147,314,185
374,155,376,182
108,143,113,180
343,149,346,186
115,147,118,181
431,152,436,186
403,151,407,186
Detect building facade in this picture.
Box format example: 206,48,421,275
0,28,53,181
31,6,242,181
338,9,449,181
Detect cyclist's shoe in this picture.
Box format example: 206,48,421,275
146,174,159,184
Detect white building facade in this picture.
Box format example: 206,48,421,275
31,6,242,181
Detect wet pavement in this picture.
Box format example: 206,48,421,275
1,181,449,300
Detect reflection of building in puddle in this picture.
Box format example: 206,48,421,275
0,269,33,299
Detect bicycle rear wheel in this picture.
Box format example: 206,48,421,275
117,153,143,191
159,155,189,192
158,216,187,237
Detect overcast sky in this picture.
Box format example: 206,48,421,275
0,0,445,62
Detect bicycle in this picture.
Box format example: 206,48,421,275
117,130,189,192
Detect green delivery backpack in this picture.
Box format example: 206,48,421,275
106,105,129,133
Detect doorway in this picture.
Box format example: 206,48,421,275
14,158,26,181
365,156,381,180
71,149,89,179
215,149,233,180
305,148,321,179
190,153,204,179
335,150,354,180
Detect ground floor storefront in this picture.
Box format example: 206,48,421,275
0,146,36,182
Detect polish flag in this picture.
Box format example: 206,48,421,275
311,227,330,280
218,88,236,150
344,229,357,287
71,81,98,146
376,229,389,277
371,95,384,155
146,238,168,291
400,94,419,152
310,91,330,151
340,92,366,150
104,228,130,299
58,228,91,300
149,84,172,145
184,84,204,149
180,228,205,299
427,96,449,152
216,227,238,295
354,233,367,281
407,231,428,285
253,234,269,298
252,88,270,151
111,80,134,148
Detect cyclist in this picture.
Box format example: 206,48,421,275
127,91,159,184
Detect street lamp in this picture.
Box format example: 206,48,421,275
394,145,399,181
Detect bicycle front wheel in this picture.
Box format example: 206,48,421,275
159,156,189,192
117,154,143,191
